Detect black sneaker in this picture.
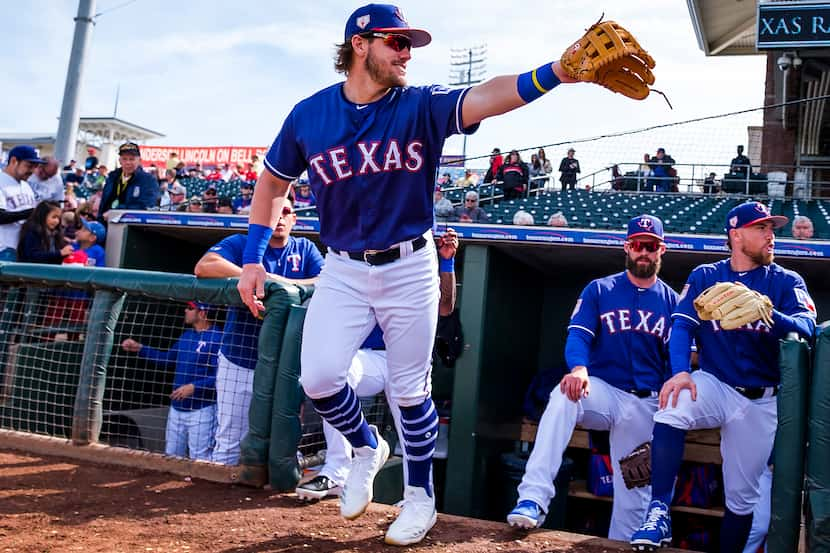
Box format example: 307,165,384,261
296,475,341,501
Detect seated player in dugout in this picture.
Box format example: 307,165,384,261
630,202,816,553
507,215,679,541
296,228,459,501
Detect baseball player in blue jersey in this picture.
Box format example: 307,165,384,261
631,202,817,552
507,215,678,540
121,302,223,461
235,3,590,545
194,198,324,465
297,229,458,501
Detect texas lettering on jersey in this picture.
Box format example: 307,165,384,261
309,140,425,185
599,308,669,342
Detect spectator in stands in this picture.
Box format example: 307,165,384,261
175,161,187,180
158,172,172,209
93,165,109,189
703,172,718,194
243,164,258,182
0,146,43,260
485,148,504,184
228,164,244,181
233,182,254,214
28,157,65,203
730,145,752,178
84,147,99,172
121,302,222,461
558,148,580,191
62,159,76,177
65,167,85,186
187,196,203,213
538,148,553,174
202,187,219,213
17,201,73,263
251,155,264,178
433,185,454,222
99,142,160,221
529,154,550,191
437,172,452,187
217,197,234,214
194,197,324,465
610,164,624,191
168,183,187,211
63,182,79,212
166,152,180,171
498,150,529,200
453,190,490,223
792,215,815,240
73,219,106,267
455,168,479,188
62,208,81,241
648,147,676,193
547,211,569,227
205,167,223,181
513,209,534,226
220,163,233,182
294,179,316,210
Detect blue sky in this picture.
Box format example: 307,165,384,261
2,0,767,172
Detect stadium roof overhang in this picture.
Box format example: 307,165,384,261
78,117,164,143
687,0,760,56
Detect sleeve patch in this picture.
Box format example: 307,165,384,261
794,288,816,314
571,298,582,319
678,283,690,302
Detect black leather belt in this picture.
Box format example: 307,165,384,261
337,236,427,266
734,386,778,400
628,389,656,398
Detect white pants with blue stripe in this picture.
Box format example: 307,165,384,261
165,404,217,461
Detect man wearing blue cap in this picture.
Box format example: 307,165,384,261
508,214,678,539
121,301,223,461
631,201,816,552
0,146,44,260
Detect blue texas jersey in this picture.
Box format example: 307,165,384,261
673,259,816,387
208,234,324,369
568,272,678,391
264,83,478,252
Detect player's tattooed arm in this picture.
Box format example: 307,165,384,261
461,62,576,127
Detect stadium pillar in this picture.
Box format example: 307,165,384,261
55,0,97,167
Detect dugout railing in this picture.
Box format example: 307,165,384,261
0,262,391,493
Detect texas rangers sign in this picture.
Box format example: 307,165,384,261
757,2,830,48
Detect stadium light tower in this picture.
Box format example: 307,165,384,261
54,0,97,167
449,45,487,166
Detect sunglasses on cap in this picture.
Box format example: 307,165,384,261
628,239,661,253
362,32,412,52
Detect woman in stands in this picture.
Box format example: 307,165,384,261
17,201,74,264
498,150,529,200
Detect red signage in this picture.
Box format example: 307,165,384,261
139,146,268,168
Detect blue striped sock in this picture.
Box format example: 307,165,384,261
311,386,377,449
399,397,439,497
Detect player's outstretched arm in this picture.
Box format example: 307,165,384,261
461,63,575,128
238,170,292,317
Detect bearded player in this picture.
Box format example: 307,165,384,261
508,215,677,540
237,5,656,545
631,202,816,552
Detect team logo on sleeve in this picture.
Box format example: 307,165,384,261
678,284,690,301
795,288,816,314
571,299,582,318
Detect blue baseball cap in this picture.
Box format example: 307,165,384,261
82,220,106,244
344,4,432,47
725,201,788,233
8,145,46,164
627,214,664,241
186,301,212,312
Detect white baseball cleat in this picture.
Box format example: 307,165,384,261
385,485,438,546
339,425,389,520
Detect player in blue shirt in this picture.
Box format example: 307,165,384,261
121,302,223,461
234,4,597,545
507,215,678,540
631,202,817,552
194,197,324,465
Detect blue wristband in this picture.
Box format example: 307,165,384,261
517,62,561,103
242,223,273,265
439,257,455,273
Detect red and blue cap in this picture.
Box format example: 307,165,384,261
627,214,664,241
725,202,788,233
186,301,212,312
8,145,46,164
345,4,432,47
